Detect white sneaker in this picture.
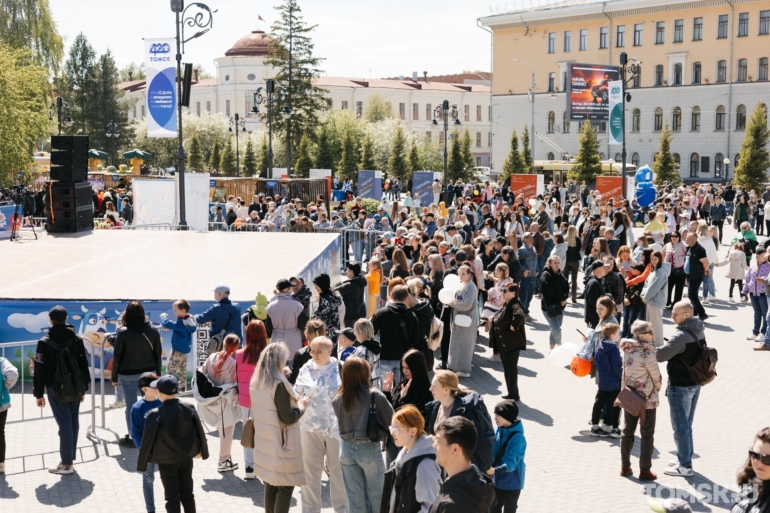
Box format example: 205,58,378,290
664,465,693,477
756,334,766,343
728,297,735,303
487,354,502,362
107,400,126,410
217,459,238,472
668,459,679,467
49,464,75,475
455,371,471,378
702,297,710,305
747,334,757,340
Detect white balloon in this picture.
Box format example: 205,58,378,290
528,198,537,207
548,343,579,368
454,314,472,327
438,288,456,305
443,274,461,291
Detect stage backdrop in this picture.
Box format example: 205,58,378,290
133,178,176,226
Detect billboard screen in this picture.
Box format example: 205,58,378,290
568,63,620,121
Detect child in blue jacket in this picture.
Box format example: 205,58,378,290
160,299,197,390
130,372,162,513
488,399,526,513
590,323,623,438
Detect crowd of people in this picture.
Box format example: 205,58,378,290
4,177,769,513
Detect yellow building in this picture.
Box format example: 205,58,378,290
480,0,770,181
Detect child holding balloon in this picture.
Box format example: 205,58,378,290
590,323,623,438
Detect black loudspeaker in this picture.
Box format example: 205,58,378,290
46,205,94,233
50,182,92,210
51,135,89,183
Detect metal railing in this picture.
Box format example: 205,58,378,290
86,337,120,444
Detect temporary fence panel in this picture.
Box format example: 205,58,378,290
254,178,328,205
132,178,176,226
209,177,258,202
176,172,210,233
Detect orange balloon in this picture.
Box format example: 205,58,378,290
570,356,592,377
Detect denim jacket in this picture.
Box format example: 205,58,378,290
517,245,537,275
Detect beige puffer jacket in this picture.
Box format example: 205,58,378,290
619,338,663,410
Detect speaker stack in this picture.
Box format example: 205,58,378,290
47,135,94,233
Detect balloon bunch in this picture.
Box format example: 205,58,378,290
438,274,461,305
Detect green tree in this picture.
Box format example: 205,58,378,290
294,134,314,176
314,123,335,171
408,142,421,172
734,102,770,192
521,125,534,173
501,129,524,179
118,62,146,82
187,131,204,171
265,0,331,173
63,33,97,135
337,127,359,180
220,139,236,176
461,128,475,172
0,0,64,72
448,131,466,181
0,44,49,187
243,138,257,176
209,140,221,172
387,124,408,179
257,135,269,175
569,122,603,182
363,93,393,122
359,133,376,170
653,122,681,187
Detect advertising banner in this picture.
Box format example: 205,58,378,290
510,174,544,200
133,178,176,226
145,38,177,138
357,170,382,200
88,174,105,191
568,63,620,121
596,176,623,205
608,80,623,146
412,171,434,208
0,204,16,240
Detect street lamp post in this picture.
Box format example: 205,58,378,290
252,79,292,179
48,93,74,136
723,156,730,181
170,0,215,228
432,100,460,202
619,52,642,200
228,113,246,176
512,57,535,162
106,120,120,166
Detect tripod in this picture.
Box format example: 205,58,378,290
9,194,37,242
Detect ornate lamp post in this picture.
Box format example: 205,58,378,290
106,120,120,166
228,113,246,176
619,52,642,200
432,100,460,202
252,79,292,179
48,93,74,136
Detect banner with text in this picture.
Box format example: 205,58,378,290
0,204,17,240
510,174,544,200
145,38,177,138
608,80,623,146
412,171,434,208
357,170,382,200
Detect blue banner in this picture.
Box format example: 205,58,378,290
145,38,177,138
412,171,434,209
357,170,381,200
0,204,17,240
266,180,278,189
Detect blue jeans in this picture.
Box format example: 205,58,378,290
668,385,701,468
47,387,80,465
119,373,142,434
339,439,385,513
622,305,645,339
380,359,401,385
519,276,536,314
143,462,157,512
750,294,768,336
701,265,716,298
352,239,364,263
544,313,563,347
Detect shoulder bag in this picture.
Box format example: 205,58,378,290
240,408,255,449
206,311,233,356
367,391,385,442
614,362,647,423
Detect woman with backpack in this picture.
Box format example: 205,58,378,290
236,320,268,480
0,355,19,474
425,370,494,472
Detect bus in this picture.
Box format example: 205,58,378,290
534,159,637,186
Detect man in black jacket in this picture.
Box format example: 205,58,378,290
371,285,420,384
138,375,209,513
584,261,609,328
33,306,90,475
430,417,494,513
335,262,368,328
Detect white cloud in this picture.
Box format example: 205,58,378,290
8,312,50,334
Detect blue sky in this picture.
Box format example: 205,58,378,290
49,0,496,79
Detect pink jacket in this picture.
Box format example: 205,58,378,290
234,349,258,408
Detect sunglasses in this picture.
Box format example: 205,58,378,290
749,450,770,465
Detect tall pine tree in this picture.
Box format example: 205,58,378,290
337,127,358,180
653,122,681,187
501,129,524,179
408,142,421,173
734,102,770,192
243,138,257,176
220,139,236,176
294,134,313,177
521,125,534,173
187,131,204,171
62,33,97,135
569,122,602,183
359,133,376,170
256,136,269,175
448,131,465,181
387,124,408,179
315,123,335,171
209,140,221,172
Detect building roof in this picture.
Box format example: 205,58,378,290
382,72,491,85
225,30,271,57
314,76,489,93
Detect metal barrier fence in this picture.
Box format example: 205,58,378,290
86,337,120,444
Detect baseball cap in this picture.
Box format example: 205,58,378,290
590,214,601,221
150,375,179,395
589,260,611,272
213,284,231,295
340,327,356,342
455,250,468,262
276,278,293,290
138,372,158,389
49,305,68,323
649,499,693,513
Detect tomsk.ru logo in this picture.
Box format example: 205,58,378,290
150,43,171,55
610,86,621,95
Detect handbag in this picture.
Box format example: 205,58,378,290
546,302,563,319
240,408,255,449
614,364,648,422
367,391,385,442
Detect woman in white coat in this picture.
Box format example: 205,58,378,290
447,265,479,378
696,221,719,303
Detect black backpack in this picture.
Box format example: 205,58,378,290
680,329,718,386
42,336,88,403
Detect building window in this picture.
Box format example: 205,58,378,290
693,18,703,40
597,122,607,133
631,153,640,167
736,104,747,130
225,99,230,117
655,65,664,86
614,153,622,161
426,131,431,142
735,153,740,168
673,153,681,170
759,58,769,81
488,132,492,147
412,103,418,120
673,107,682,131
488,105,492,121
476,105,482,121
633,68,641,87
690,153,700,176
738,59,748,81
692,62,702,84
548,73,555,92
691,107,701,131
654,107,663,131
564,30,572,52
547,111,555,132
674,63,682,85
563,111,570,133
656,22,665,44
674,19,684,42
599,152,606,160
738,13,749,37
632,109,641,131
476,132,482,147
548,32,556,53
426,103,431,121
599,27,608,49
716,105,726,130
717,60,727,83
761,10,770,35
341,101,348,110
715,153,724,177
547,152,555,160
357,101,363,119
616,25,625,47
634,24,643,46
579,29,587,50
562,71,567,91
206,101,211,112
718,15,729,39
464,105,470,122
399,103,405,120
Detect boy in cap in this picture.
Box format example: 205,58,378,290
161,300,196,391
137,376,209,513
488,399,527,513
131,372,162,513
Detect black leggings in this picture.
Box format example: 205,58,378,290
591,389,621,428
730,279,745,298
667,272,686,306
0,409,6,462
